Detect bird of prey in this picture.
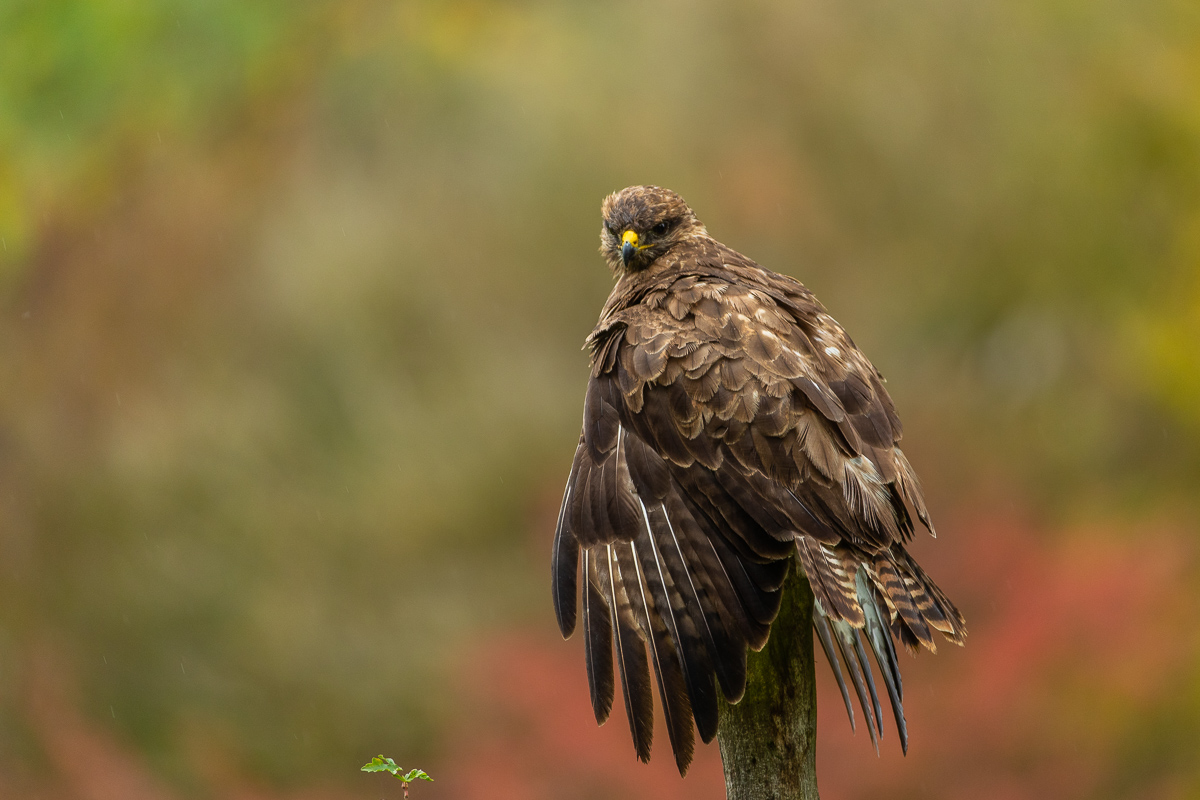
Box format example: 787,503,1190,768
552,185,966,775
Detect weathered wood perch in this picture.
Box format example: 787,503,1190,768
717,560,819,800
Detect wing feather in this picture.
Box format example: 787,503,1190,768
618,538,696,772
601,544,655,762
582,549,614,725
552,441,583,637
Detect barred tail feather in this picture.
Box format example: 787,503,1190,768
828,612,882,751
808,545,965,754
813,608,856,733
858,570,908,753
895,548,968,644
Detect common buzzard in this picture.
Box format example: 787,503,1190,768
552,185,966,775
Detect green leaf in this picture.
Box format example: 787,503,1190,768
402,768,433,782
361,755,401,775
362,756,432,784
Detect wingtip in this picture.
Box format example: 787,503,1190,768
555,608,578,640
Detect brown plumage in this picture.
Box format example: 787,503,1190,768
552,185,966,775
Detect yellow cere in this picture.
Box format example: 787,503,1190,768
622,229,653,250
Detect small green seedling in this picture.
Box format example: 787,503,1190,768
361,755,433,798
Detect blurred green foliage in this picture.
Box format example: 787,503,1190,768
0,1,325,268
0,0,1198,797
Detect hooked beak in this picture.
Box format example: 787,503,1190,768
621,230,639,266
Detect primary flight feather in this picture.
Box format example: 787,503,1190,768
553,185,966,775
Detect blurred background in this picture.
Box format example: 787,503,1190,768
2,1,1198,798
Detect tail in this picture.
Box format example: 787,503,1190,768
806,544,966,753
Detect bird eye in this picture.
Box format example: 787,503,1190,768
652,221,670,235
604,222,617,236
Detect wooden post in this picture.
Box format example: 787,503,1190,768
717,561,820,800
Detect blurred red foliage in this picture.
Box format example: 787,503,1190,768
5,511,1193,799
439,512,1198,800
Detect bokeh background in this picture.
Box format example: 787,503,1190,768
2,1,1199,798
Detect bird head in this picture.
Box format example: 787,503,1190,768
599,185,705,273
